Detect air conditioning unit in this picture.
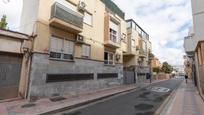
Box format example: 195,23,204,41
76,35,85,43
78,0,86,12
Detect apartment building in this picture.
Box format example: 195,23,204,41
151,57,161,68
184,0,204,99
0,29,31,100
123,19,152,83
20,0,127,98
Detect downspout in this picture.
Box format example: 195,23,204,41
25,33,37,99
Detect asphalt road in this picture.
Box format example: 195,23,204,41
58,79,183,115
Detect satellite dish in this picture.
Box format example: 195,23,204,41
3,0,10,4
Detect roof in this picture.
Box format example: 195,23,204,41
0,29,29,40
101,0,125,19
126,19,149,37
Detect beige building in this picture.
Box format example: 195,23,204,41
123,19,152,83
0,29,32,100
20,0,128,98
151,57,161,68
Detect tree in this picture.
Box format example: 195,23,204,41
0,15,8,29
153,67,161,74
161,62,173,74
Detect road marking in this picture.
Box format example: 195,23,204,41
150,86,170,93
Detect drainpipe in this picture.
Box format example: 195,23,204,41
25,34,37,99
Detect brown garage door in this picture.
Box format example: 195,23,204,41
0,53,22,100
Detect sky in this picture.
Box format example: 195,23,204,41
0,0,193,66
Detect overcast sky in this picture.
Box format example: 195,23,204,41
0,0,192,66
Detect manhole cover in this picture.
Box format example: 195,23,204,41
135,111,154,115
134,104,154,110
150,87,170,93
49,96,66,102
21,103,36,108
63,111,81,115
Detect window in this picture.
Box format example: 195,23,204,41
131,39,136,47
142,41,147,53
81,44,91,58
104,52,115,65
109,20,119,43
110,28,117,43
83,12,92,26
132,22,136,30
127,21,131,28
50,36,74,60
138,27,142,35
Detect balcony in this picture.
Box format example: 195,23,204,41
104,35,121,48
139,48,147,58
50,3,83,33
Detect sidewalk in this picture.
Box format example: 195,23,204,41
166,80,204,115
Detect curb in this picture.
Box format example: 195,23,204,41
40,80,168,114
154,80,183,115
40,87,136,115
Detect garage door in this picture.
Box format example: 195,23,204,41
0,53,22,100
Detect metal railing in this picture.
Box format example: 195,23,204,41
139,48,147,56
51,2,83,28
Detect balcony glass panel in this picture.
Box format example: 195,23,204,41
51,3,83,28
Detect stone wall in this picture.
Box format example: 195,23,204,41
28,53,123,98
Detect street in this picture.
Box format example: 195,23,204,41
56,79,182,115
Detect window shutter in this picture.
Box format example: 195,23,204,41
50,37,63,53
50,37,57,52
69,41,74,54
63,40,69,54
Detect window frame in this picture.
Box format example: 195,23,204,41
104,51,115,65
49,36,75,61
109,28,118,43
81,44,91,59
83,11,93,26
131,39,136,48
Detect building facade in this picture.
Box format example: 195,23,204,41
20,0,128,98
184,0,204,100
123,19,152,83
0,29,31,100
151,57,161,68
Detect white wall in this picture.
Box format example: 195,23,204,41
191,0,204,50
20,0,40,35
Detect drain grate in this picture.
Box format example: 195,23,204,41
135,111,154,115
63,111,81,115
21,103,36,108
134,104,154,110
49,96,66,102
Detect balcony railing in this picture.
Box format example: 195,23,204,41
51,3,83,29
139,48,147,57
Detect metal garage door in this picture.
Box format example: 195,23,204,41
0,53,22,100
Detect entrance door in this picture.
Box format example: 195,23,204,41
0,53,22,100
